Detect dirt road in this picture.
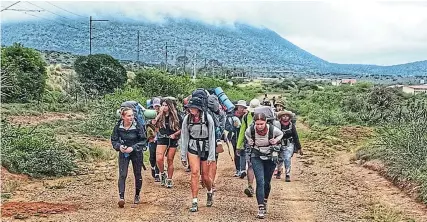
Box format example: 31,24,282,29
2,121,427,222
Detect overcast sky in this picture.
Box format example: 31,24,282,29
2,1,427,66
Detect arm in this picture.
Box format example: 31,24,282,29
273,126,284,142
111,122,121,151
207,114,216,162
244,127,253,146
236,114,247,150
180,115,190,162
292,124,302,152
131,123,147,152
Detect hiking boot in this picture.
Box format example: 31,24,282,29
207,193,214,207
285,175,291,182
118,199,125,208
189,202,198,212
257,205,266,219
134,195,140,204
160,173,167,186
276,171,282,179
154,174,160,182
244,186,254,197
166,179,173,188
239,170,247,179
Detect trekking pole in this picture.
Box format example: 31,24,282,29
225,141,234,162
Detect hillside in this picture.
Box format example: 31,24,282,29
2,18,427,75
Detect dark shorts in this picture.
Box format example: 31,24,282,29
157,138,178,147
188,149,218,162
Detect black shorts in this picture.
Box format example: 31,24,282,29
157,138,178,148
188,149,218,162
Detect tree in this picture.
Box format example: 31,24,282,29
74,54,127,96
1,43,47,102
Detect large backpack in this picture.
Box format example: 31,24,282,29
191,88,209,112
225,114,239,133
185,112,210,158
250,123,275,155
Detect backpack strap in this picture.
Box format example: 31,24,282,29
250,125,255,145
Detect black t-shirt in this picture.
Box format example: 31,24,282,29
159,114,183,136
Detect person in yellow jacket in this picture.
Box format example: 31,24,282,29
236,98,261,197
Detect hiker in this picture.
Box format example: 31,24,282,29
245,112,283,219
231,100,248,177
276,110,302,181
236,98,261,197
154,98,183,188
149,97,161,182
272,96,276,106
111,107,147,208
181,97,216,212
274,100,285,112
207,95,226,192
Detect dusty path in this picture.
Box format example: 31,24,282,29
2,120,427,221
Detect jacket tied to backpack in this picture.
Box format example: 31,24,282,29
245,124,284,161
180,112,216,162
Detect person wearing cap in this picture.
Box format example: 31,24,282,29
276,110,302,182
229,100,248,177
274,100,285,112
236,98,261,197
181,97,216,212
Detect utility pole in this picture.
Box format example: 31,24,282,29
137,30,140,63
89,16,109,55
164,42,175,72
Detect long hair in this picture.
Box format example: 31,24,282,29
156,99,180,131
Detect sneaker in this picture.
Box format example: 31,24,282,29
285,175,291,182
276,171,282,179
154,174,160,182
244,186,254,197
239,171,247,179
189,202,198,212
118,199,125,208
234,170,240,177
134,195,140,204
207,193,213,207
160,173,167,186
166,179,173,188
257,206,266,219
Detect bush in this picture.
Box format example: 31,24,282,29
1,43,47,102
1,121,77,177
74,54,127,96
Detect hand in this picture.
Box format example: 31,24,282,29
236,150,241,156
123,146,133,153
169,134,176,140
248,139,254,146
269,139,278,145
233,120,239,127
120,145,127,153
207,160,215,165
181,160,187,167
151,119,157,125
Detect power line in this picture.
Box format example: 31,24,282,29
5,9,44,12
25,1,85,25
45,1,86,18
1,1,20,12
22,12,80,30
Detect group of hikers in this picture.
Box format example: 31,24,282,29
111,89,302,219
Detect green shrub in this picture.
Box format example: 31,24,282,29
74,54,127,96
1,43,47,102
1,121,77,177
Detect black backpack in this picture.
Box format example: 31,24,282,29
191,88,208,112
